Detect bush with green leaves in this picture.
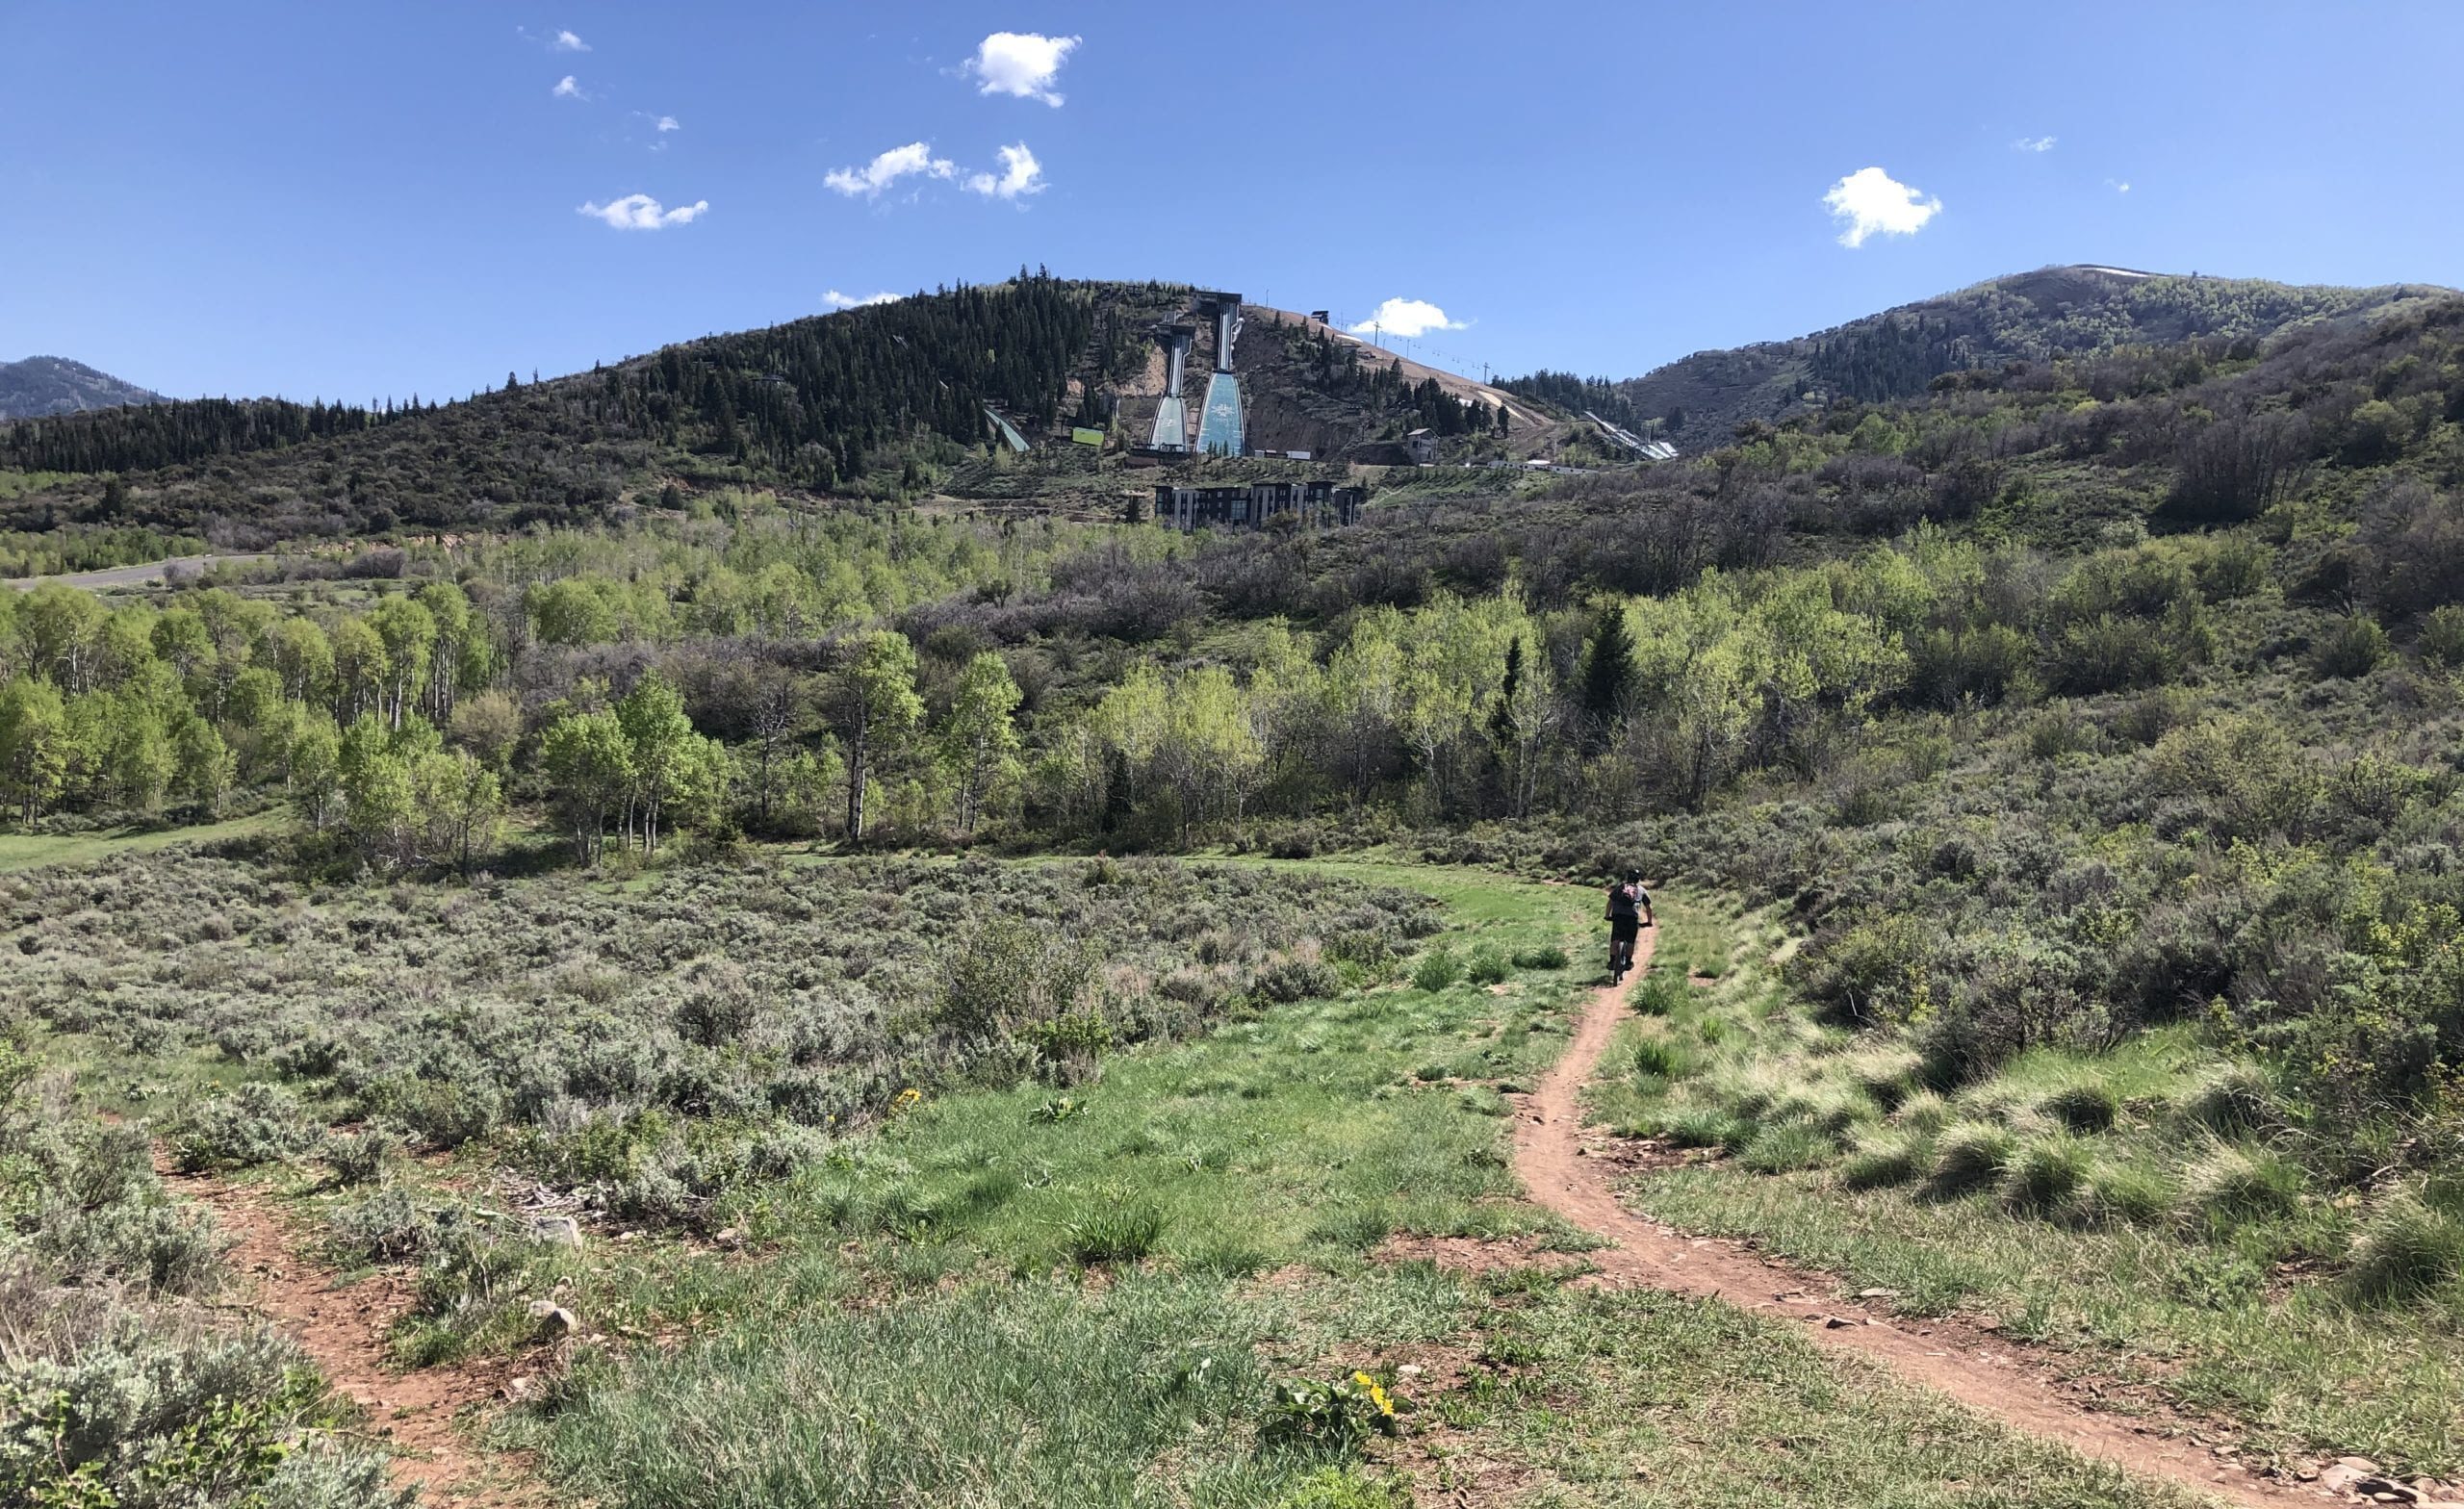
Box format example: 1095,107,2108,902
167,1082,321,1173
1410,947,1463,993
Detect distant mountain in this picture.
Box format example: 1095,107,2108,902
0,356,164,421
1540,266,2454,448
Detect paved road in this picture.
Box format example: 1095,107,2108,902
6,552,271,591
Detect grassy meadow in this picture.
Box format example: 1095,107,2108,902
1595,894,2464,1474
3,843,2222,1508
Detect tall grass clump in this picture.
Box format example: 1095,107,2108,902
1410,947,1463,993
1630,971,1687,1017
1064,1197,1168,1266
2076,1161,2175,1227
1738,1122,1835,1174
1925,1121,2016,1196
1838,1131,1926,1190
2344,1189,2464,1304
2178,1142,2305,1229
1630,1036,1693,1081
2040,1083,2119,1135
2179,1064,2277,1136
2001,1134,2093,1217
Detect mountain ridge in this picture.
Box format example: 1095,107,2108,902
1506,265,2455,449
0,355,166,421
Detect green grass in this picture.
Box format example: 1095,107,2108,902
0,810,278,872
18,852,2277,1504
1597,891,2464,1474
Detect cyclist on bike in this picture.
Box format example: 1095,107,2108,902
1604,870,1655,984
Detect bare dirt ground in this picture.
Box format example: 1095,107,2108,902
1509,929,2349,1509
7,551,270,590
165,1165,552,1507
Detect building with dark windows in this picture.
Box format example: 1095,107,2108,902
1154,480,1365,532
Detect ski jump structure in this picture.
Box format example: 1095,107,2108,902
1145,292,1245,457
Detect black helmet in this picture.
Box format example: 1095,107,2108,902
1624,869,1642,883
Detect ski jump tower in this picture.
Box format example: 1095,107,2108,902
1145,322,1195,454
1143,292,1245,457
1194,292,1245,456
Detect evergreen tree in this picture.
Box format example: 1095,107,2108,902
1578,601,1635,749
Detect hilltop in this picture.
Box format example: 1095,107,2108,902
0,277,1546,542
0,355,164,420
1511,265,2452,449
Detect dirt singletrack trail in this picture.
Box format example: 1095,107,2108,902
1510,929,2324,1509
166,1166,547,1507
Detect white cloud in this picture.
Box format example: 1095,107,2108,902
824,141,957,197
578,193,708,230
824,290,903,311
552,74,583,99
2109,178,2132,194
964,142,1046,200
2013,135,2056,153
553,29,589,52
654,115,680,132
966,32,1080,106
1822,166,1942,247
1347,298,1467,340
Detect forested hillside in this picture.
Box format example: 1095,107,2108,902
0,275,1185,539
1582,265,2449,448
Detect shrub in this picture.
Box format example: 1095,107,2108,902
2421,604,2464,667
2040,1083,2119,1134
1925,1121,2016,1196
1839,1132,1924,1189
2345,1189,2464,1304
1253,957,1342,1004
672,958,761,1047
2001,1134,2092,1216
2178,1143,2305,1229
33,1195,223,1296
1465,947,1511,986
2313,616,2392,679
167,1082,321,1172
1511,944,1569,970
1062,1197,1166,1266
321,1126,398,1188
1410,947,1462,993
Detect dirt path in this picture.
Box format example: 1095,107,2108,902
1510,931,2326,1509
167,1168,547,1506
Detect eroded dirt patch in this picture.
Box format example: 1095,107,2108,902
167,1166,554,1506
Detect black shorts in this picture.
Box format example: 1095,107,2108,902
1610,921,1641,944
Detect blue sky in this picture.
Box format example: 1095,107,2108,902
7,1,2461,403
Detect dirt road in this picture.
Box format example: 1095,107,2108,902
7,552,269,590
1512,934,2326,1509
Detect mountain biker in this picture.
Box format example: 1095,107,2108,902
1604,870,1655,984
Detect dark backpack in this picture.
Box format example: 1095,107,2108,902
1605,883,1641,923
